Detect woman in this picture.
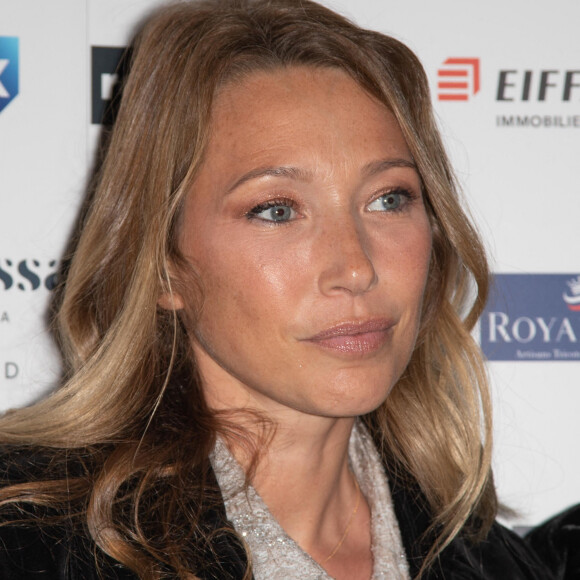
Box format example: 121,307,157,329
0,0,560,578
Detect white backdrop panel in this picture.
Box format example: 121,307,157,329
1,0,87,409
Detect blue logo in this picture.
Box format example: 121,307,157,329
481,274,580,361
0,37,19,114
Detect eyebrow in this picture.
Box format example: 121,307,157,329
361,158,418,178
226,166,311,195
225,157,418,195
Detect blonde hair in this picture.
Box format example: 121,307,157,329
0,0,494,577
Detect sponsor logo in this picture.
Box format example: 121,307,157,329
563,275,580,312
91,46,127,125
437,58,480,101
0,259,58,291
481,274,580,361
0,36,19,114
495,115,580,128
437,58,580,128
497,70,580,102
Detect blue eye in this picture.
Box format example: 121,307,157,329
367,190,408,212
248,201,297,222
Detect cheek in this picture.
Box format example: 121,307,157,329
383,220,432,289
193,234,305,330
389,222,433,342
407,224,434,333
413,227,433,287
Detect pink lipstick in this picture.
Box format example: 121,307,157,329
304,319,394,355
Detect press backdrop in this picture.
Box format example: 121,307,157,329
1,0,579,529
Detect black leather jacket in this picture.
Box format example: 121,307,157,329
0,450,575,579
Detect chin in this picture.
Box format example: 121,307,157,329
305,380,395,419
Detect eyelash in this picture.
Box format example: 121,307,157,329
367,187,417,213
246,198,299,222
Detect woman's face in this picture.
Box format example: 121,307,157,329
175,67,432,421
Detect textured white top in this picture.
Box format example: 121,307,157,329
210,421,410,580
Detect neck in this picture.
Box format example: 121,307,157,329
225,413,368,563
253,414,355,507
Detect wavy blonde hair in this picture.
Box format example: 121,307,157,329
0,0,494,577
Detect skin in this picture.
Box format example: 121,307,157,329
168,66,432,579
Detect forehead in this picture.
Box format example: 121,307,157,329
204,66,411,169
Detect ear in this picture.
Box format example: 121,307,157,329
158,259,186,311
158,290,185,311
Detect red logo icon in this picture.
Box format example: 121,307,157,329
437,58,480,101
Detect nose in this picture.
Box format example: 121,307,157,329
316,215,378,297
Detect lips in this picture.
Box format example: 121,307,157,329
303,318,394,355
